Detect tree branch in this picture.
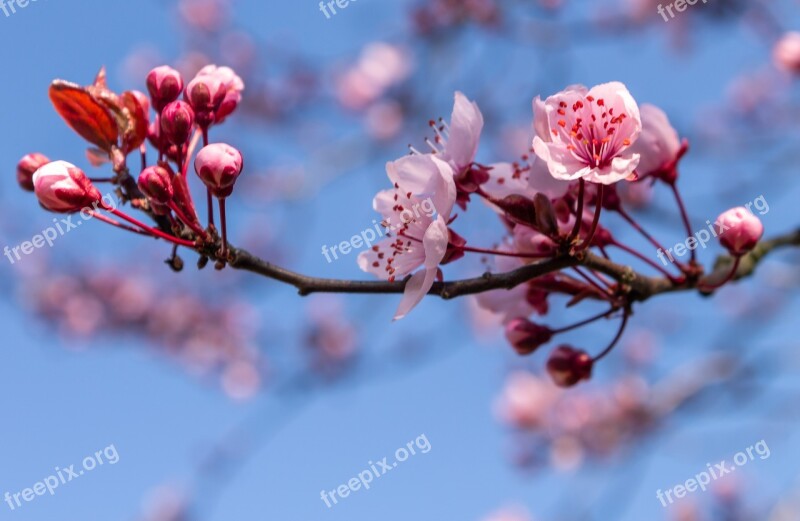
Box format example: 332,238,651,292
220,228,800,303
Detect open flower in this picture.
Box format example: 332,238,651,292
432,91,484,175
357,154,456,319
532,82,642,185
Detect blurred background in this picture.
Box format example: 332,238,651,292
1,0,800,519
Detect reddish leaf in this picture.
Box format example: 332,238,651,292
120,91,148,153
49,80,119,152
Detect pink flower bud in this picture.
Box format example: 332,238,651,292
160,101,195,146
17,152,50,192
773,32,800,74
194,143,244,198
146,66,184,112
196,65,244,123
129,89,151,116
546,345,593,387
138,165,174,205
505,318,553,356
184,74,228,128
716,207,764,256
627,104,682,181
32,160,102,213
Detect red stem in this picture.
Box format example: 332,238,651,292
592,311,629,362
671,183,696,264
580,183,603,249
568,178,585,243
201,127,214,228
610,239,683,283
571,266,613,297
87,210,151,236
168,201,209,239
105,207,196,248
552,307,617,334
461,245,554,259
698,256,741,292
219,197,229,259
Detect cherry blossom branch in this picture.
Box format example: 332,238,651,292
220,227,800,302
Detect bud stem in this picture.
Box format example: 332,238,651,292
552,307,617,334
219,197,229,260
579,183,603,249
105,207,196,248
461,245,554,259
86,210,151,236
697,256,741,292
568,179,585,243
592,310,629,362
670,183,696,265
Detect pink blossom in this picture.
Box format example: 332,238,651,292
184,73,228,127
505,318,553,355
432,91,484,175
146,65,184,112
357,154,456,320
532,82,642,185
32,160,102,213
494,371,560,429
482,157,570,204
546,345,594,387
17,152,50,192
195,65,245,123
627,103,681,179
773,32,800,74
138,165,174,205
716,207,764,256
194,143,244,198
160,100,195,146
474,244,537,322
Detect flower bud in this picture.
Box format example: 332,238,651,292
194,143,244,198
196,65,244,123
146,66,184,112
160,101,195,146
546,345,593,388
185,74,228,128
505,318,553,356
716,207,764,256
138,165,174,205
32,160,102,213
774,32,800,74
17,153,50,192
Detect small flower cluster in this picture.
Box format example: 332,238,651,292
359,83,765,386
494,370,653,470
18,64,246,265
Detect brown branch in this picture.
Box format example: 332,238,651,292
220,228,800,302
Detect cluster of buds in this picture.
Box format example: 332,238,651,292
18,64,247,265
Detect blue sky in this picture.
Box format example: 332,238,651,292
1,1,799,520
